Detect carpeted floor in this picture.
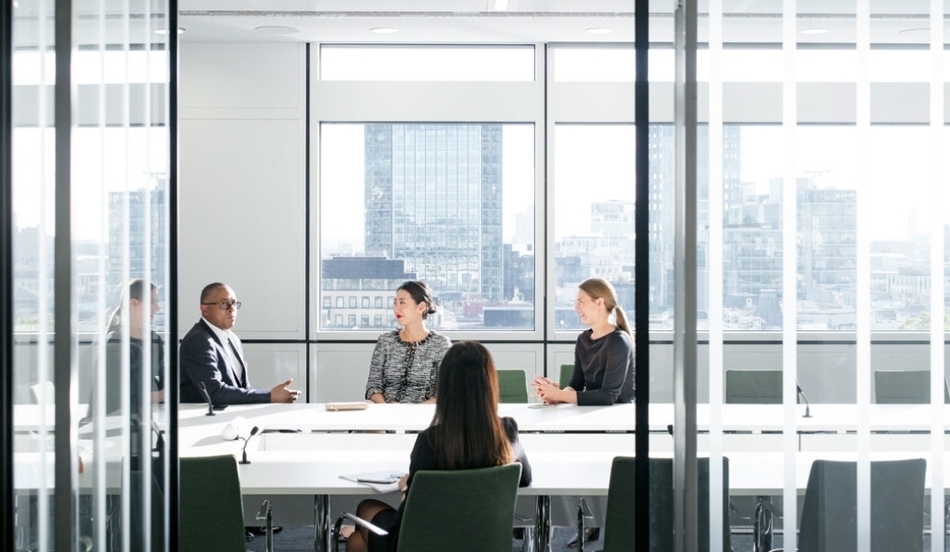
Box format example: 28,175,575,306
245,525,598,552
245,527,943,552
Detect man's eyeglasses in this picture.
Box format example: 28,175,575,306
202,300,242,311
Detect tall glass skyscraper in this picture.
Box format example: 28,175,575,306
364,123,504,305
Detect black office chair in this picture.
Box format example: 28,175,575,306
873,370,950,404
763,458,926,552
725,370,782,404
601,456,732,552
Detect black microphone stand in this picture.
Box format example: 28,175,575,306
238,426,260,465
198,381,215,416
797,385,812,418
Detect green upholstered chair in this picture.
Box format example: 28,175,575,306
559,364,574,389
790,458,926,552
725,370,783,404
497,370,529,403
398,464,522,552
601,457,731,552
874,370,950,404
179,455,247,552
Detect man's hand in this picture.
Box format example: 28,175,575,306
270,378,301,403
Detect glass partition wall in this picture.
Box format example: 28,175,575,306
6,1,948,549
8,0,173,550
699,2,948,551
309,3,948,546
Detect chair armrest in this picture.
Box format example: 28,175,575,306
335,512,389,538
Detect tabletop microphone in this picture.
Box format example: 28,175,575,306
797,385,812,418
238,426,260,465
198,381,215,416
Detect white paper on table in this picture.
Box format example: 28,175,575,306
339,470,405,494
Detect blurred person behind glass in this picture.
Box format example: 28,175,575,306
102,278,165,415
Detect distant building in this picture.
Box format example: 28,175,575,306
796,178,857,308
321,256,418,329
364,123,504,306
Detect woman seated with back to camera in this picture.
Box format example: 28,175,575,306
346,341,533,552
365,281,451,404
534,277,635,405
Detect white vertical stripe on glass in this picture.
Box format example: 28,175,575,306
707,1,724,550
34,1,52,550
855,0,872,550
780,2,798,550
929,2,946,552
119,3,132,550
91,2,108,551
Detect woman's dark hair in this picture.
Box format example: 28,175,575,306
397,280,437,319
429,341,512,469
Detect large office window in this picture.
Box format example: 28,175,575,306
552,125,636,331
319,123,535,331
320,45,535,81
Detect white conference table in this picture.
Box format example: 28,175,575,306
173,401,950,434
13,404,90,432
175,402,643,433
173,402,950,552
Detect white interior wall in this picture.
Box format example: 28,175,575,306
177,42,308,395
178,42,307,342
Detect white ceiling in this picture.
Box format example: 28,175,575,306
174,0,950,45
11,0,950,47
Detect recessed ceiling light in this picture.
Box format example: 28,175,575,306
370,27,399,34
897,27,946,37
799,28,829,35
254,25,300,35
586,27,614,35
493,0,509,10
154,27,185,35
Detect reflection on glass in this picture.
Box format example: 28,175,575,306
14,128,168,333
320,123,535,331
12,11,170,551
729,125,950,331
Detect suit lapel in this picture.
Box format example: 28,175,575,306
227,339,247,387
200,320,246,388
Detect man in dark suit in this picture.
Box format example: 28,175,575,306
180,282,300,404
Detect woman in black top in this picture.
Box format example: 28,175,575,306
346,341,532,552
533,277,635,405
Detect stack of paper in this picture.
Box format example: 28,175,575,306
340,471,405,493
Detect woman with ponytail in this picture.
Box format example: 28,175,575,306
533,277,635,405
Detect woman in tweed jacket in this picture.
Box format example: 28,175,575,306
365,281,451,403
